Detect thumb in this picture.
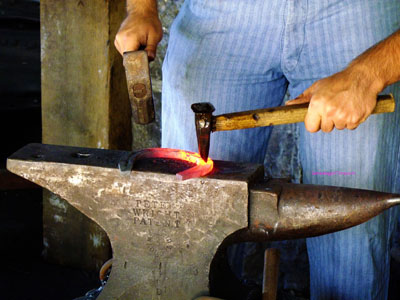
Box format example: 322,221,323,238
145,44,157,61
145,31,161,61
285,93,311,106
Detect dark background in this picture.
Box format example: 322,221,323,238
0,1,99,299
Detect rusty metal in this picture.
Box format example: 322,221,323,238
123,50,155,124
209,180,400,299
7,143,262,300
191,102,215,161
248,180,400,239
7,143,400,299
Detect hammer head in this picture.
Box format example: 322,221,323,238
191,102,215,161
123,50,155,124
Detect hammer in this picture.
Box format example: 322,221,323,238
123,50,155,124
192,94,395,161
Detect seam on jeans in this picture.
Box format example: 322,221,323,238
294,0,308,72
393,93,400,194
284,0,308,74
279,0,288,74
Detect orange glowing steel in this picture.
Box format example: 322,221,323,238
131,148,214,180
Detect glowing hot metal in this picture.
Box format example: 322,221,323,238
127,148,214,180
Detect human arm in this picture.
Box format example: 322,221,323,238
286,29,400,133
114,0,163,60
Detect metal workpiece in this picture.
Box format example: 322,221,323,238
7,143,263,300
118,148,214,180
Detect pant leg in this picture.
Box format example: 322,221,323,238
284,1,400,299
161,0,288,164
161,0,290,286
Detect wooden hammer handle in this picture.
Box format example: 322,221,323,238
213,94,395,132
123,50,155,124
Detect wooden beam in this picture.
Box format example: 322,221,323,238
41,0,130,270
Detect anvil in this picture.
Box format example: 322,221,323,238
6,144,400,300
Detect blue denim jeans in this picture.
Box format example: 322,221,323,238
162,1,400,299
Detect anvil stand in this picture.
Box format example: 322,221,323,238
7,144,400,300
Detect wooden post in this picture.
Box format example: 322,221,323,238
41,0,131,270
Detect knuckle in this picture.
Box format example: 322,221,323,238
308,99,321,111
350,114,362,124
335,110,347,120
150,31,163,43
115,31,127,41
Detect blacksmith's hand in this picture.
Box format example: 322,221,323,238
285,68,380,133
114,1,163,61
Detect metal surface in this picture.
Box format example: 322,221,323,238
7,144,400,299
123,50,155,124
209,180,400,299
191,102,215,161
7,143,263,300
248,180,400,239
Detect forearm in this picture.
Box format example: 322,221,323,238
285,29,400,133
126,0,158,15
348,29,400,92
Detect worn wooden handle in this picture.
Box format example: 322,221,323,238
123,50,155,124
262,248,280,300
213,94,395,132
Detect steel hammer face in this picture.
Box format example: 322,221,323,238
191,102,215,162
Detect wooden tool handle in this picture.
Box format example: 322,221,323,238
262,248,280,300
123,50,155,124
213,94,395,132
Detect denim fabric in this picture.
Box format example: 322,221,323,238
162,1,400,299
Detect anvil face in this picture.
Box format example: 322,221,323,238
7,144,264,300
